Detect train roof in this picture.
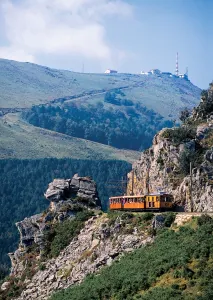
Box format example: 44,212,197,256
109,193,171,199
109,195,145,199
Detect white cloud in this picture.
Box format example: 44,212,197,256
0,0,133,65
0,47,35,62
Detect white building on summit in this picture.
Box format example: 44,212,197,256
105,69,118,74
140,53,189,80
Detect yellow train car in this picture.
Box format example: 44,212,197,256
109,193,173,211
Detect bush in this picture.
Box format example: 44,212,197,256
164,212,176,227
162,127,196,145
179,148,203,176
141,212,154,221
197,214,213,226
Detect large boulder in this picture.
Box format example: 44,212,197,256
44,174,100,208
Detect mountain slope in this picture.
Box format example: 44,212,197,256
0,113,139,162
0,59,200,121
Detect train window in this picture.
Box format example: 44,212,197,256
166,197,170,202
148,202,151,207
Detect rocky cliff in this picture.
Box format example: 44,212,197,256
0,173,159,300
11,214,154,300
127,83,213,212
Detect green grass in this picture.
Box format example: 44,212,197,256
0,113,139,162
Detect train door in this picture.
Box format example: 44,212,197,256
121,198,125,209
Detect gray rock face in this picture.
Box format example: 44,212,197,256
45,174,100,208
14,214,153,300
196,124,213,141
152,215,166,229
205,148,213,163
16,213,43,248
1,281,10,291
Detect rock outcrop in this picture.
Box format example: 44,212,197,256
9,174,101,277
45,174,100,209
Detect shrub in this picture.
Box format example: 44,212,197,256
38,263,46,271
162,126,196,145
197,214,213,226
141,212,154,221
179,108,190,123
164,212,176,227
179,148,203,176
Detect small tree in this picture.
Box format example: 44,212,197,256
179,108,190,123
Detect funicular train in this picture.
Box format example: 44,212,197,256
109,192,173,211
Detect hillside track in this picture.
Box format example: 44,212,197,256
50,82,145,105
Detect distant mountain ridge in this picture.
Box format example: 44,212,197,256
0,58,200,117
0,58,201,155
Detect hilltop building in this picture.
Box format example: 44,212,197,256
140,53,189,81
150,69,161,75
105,69,118,74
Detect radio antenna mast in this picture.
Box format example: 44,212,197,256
175,52,179,76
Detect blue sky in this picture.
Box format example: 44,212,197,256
0,0,212,88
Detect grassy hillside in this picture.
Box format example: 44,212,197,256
0,113,139,162
51,215,213,300
0,59,200,121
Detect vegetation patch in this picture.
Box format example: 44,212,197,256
43,210,94,259
162,126,196,145
22,102,173,151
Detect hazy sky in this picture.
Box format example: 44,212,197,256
0,0,212,88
